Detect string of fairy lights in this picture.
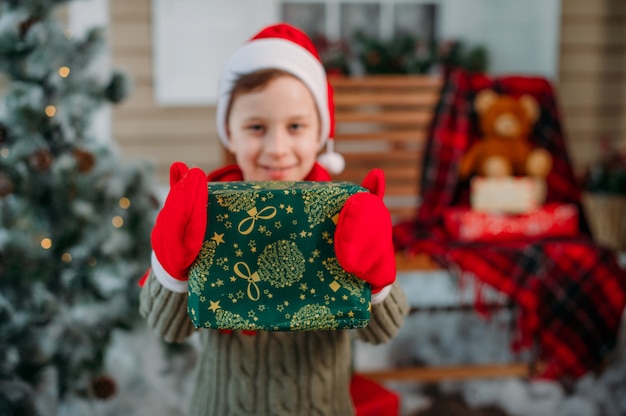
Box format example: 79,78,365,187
0,54,135,265
38,196,132,263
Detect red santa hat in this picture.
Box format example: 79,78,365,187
215,23,345,174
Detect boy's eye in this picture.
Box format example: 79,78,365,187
288,123,303,131
247,124,265,132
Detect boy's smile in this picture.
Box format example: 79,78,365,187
226,75,321,181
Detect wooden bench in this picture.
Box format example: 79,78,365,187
329,75,533,382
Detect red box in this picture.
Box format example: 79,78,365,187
443,203,579,242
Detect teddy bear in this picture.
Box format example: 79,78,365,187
459,89,553,180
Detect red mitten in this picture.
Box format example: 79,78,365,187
334,169,396,303
150,162,208,292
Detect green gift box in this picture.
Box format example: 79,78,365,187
187,181,372,331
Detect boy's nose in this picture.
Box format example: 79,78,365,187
265,129,289,155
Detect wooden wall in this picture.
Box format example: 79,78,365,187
109,0,221,185
109,0,626,185
558,0,626,175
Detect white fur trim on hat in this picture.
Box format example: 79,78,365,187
216,38,330,151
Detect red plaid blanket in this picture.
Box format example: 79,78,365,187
394,70,626,380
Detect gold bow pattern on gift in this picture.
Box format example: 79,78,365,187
238,206,277,235
234,261,261,301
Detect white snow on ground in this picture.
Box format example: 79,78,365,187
43,254,626,416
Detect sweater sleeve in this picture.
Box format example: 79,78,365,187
139,269,196,343
356,281,408,344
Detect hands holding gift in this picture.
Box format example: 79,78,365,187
150,162,208,292
334,169,396,303
148,162,396,304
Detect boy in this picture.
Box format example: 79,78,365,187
140,23,408,416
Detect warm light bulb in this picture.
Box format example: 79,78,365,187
41,238,52,249
45,105,56,117
62,253,72,263
58,66,70,78
112,216,124,228
119,197,131,209
1,148,8,158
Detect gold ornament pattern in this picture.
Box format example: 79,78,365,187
323,257,368,299
258,240,305,288
302,186,355,228
189,240,216,297
214,309,261,331
188,181,371,331
291,304,338,331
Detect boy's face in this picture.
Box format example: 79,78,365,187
226,75,321,181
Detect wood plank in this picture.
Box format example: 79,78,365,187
557,80,625,107
114,85,157,111
335,110,434,125
335,130,429,143
110,20,152,50
359,363,532,382
561,112,623,133
114,106,215,120
561,14,626,25
395,252,439,271
112,55,153,84
110,0,150,15
561,0,626,17
334,91,441,107
116,132,220,146
113,117,214,137
330,75,443,89
560,22,626,46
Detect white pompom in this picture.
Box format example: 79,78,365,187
317,151,345,175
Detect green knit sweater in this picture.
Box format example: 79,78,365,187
140,271,408,416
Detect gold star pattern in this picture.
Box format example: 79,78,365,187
211,232,225,245
299,230,308,238
286,205,294,213
208,300,221,312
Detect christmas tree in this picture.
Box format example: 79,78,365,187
0,0,158,413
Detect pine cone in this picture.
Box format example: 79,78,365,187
73,148,95,173
91,374,117,400
0,172,14,197
28,149,52,171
